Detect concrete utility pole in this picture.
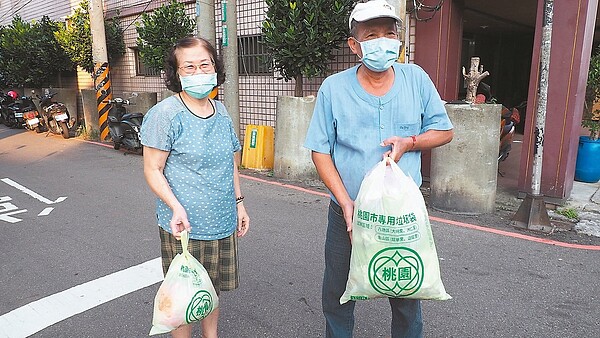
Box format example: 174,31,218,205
391,0,407,63
196,0,216,45
89,0,112,141
221,0,240,137
511,0,554,232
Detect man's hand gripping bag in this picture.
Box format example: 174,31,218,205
149,230,219,335
340,158,451,304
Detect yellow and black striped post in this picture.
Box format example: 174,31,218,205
94,62,112,141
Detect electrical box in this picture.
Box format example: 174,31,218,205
242,125,274,169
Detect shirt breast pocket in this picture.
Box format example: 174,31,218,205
394,122,421,137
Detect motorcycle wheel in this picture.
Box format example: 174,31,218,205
113,141,121,150
35,125,43,133
60,121,70,139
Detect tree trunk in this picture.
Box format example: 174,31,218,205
462,57,489,103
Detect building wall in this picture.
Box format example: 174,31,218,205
0,0,73,24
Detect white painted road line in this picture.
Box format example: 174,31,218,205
0,258,164,337
37,207,54,216
0,210,27,223
1,178,67,205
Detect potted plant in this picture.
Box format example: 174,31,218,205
261,0,353,180
575,47,600,183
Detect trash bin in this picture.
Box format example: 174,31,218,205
242,125,274,169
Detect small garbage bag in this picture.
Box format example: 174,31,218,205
340,158,451,304
149,230,219,335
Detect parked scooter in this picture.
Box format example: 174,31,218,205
1,90,20,128
37,92,73,139
16,92,45,133
7,95,39,130
475,82,521,162
498,106,520,162
105,97,143,151
0,90,13,125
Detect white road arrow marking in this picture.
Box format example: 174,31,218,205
1,178,67,204
38,207,54,216
0,209,27,223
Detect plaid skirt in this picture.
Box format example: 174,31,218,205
159,227,239,293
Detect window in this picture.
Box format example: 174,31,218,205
238,35,271,76
133,48,160,77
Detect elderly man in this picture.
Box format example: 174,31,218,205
304,1,454,337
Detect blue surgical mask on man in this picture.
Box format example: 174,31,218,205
180,73,217,99
357,37,401,72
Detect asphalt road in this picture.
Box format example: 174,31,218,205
1,125,599,338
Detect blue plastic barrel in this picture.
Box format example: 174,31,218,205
575,136,600,183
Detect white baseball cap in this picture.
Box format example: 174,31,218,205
348,0,401,30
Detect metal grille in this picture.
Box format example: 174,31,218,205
238,34,271,76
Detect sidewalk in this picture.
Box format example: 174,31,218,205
493,134,600,237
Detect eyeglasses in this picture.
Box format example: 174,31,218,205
178,61,215,75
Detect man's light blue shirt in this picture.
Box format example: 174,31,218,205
304,63,453,202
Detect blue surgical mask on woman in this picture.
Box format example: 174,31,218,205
357,37,401,72
179,73,217,99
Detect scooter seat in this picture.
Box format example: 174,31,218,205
122,113,144,120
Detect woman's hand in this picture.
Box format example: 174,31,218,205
236,203,250,237
170,206,191,239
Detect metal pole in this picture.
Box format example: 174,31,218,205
511,0,554,232
89,0,112,141
391,0,407,63
221,0,240,137
196,0,216,45
531,0,554,196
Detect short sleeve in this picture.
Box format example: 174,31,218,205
141,103,176,151
213,100,241,152
304,84,335,154
230,122,241,152
417,67,454,133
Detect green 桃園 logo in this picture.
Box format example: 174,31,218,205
186,290,214,323
368,247,423,297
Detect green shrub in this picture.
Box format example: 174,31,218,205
135,0,194,72
0,16,73,87
55,0,125,74
584,47,600,140
262,0,354,97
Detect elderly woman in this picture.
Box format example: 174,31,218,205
141,36,249,338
